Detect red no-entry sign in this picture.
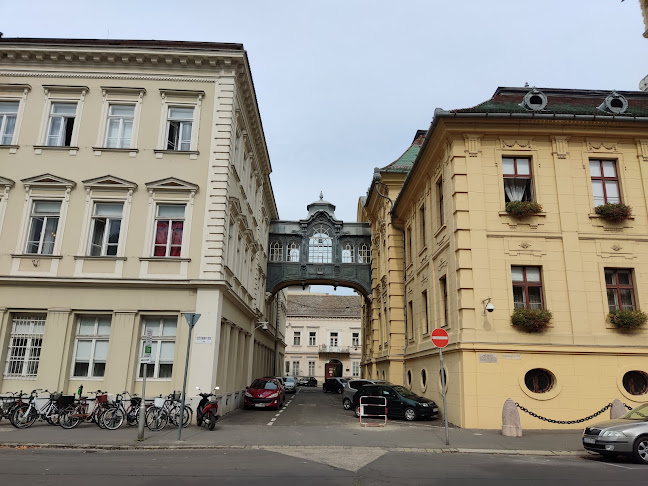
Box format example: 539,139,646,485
431,328,449,348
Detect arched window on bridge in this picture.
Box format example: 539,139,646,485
358,244,371,263
308,225,332,263
287,241,300,262
342,243,354,263
269,241,283,262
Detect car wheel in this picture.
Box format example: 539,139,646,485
322,386,327,393
343,398,352,410
355,405,361,418
404,407,417,421
633,436,648,464
336,387,343,394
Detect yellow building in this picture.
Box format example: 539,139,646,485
360,87,648,429
0,38,286,415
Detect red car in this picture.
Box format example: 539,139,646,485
244,377,285,410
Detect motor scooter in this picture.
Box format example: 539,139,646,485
195,386,220,430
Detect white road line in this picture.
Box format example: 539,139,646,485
267,422,274,426
598,462,642,470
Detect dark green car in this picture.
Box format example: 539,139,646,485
352,384,439,421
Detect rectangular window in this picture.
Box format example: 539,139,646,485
293,361,300,376
139,317,177,379
293,331,301,346
46,102,77,147
26,200,61,255
285,361,290,374
89,202,123,256
419,206,426,247
308,361,315,376
590,159,620,206
605,268,636,312
502,157,533,202
166,106,194,151
309,331,316,346
72,316,111,378
105,104,135,148
437,178,444,226
408,301,413,337
422,290,429,334
153,204,185,257
4,315,45,378
440,277,448,326
0,101,18,145
352,332,359,347
352,362,360,377
512,266,543,310
330,332,338,347
406,227,412,265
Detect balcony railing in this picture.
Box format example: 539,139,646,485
319,345,350,354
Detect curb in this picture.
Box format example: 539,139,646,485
0,442,584,457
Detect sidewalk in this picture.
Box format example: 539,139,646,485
0,420,585,456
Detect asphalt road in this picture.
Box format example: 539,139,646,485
0,448,646,485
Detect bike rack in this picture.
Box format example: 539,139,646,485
359,395,387,427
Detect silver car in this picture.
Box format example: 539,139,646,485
283,376,296,393
582,402,648,463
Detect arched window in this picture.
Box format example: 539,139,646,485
342,243,354,263
308,225,332,263
269,241,282,262
286,242,300,262
358,244,371,263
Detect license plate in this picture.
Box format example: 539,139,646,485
583,437,596,444
255,403,266,408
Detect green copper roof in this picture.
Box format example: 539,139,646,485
382,130,426,173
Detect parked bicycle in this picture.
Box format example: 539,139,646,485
0,391,26,425
145,391,192,431
59,390,110,429
11,389,68,428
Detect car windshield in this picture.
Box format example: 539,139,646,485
622,403,648,420
285,377,295,383
250,379,277,390
392,385,419,399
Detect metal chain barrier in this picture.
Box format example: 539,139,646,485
515,401,636,424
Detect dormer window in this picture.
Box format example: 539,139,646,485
598,91,628,114
520,89,548,111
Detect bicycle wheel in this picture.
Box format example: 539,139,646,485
145,406,168,431
101,407,125,430
59,407,81,429
170,405,192,427
125,406,139,426
11,405,37,429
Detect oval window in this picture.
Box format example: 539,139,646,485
623,371,648,396
524,369,554,393
421,369,427,387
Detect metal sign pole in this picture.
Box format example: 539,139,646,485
138,328,153,441
178,313,200,441
439,348,449,445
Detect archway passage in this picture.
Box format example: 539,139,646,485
266,194,372,297
328,359,343,377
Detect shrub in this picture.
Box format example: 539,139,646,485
505,201,543,219
595,203,632,222
511,308,552,332
608,309,648,330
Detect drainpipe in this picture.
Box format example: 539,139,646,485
372,169,408,387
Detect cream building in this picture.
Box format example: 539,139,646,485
360,87,648,429
285,292,362,382
0,37,286,415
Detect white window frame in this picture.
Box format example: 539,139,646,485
352,332,359,347
156,90,203,152
293,331,301,346
24,199,62,255
138,317,177,380
0,85,30,147
269,241,283,262
352,362,360,377
308,361,315,376
95,87,145,150
330,332,339,347
152,203,187,257
71,316,111,379
292,361,300,376
4,315,46,378
0,101,19,145
104,104,136,148
87,201,124,257
165,106,194,151
38,86,87,148
358,244,371,264
309,331,316,346
45,102,78,147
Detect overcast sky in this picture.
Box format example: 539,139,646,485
2,0,646,294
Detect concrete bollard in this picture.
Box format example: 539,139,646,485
610,399,626,419
502,398,522,437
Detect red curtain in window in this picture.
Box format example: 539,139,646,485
154,221,169,256
170,221,183,257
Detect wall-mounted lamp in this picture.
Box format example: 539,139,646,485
255,322,269,331
482,297,494,315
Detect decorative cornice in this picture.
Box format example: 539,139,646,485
0,71,217,83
